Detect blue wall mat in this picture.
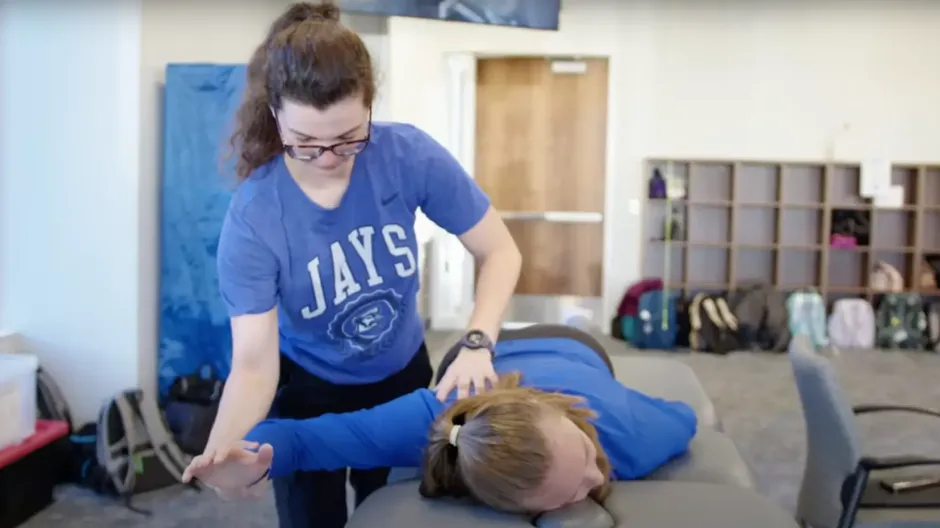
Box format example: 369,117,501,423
159,64,247,396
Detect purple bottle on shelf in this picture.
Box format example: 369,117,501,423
649,168,667,199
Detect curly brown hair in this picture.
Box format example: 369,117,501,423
419,372,612,513
229,2,376,181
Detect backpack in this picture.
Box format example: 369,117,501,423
693,294,741,354
33,367,75,484
70,389,195,514
871,261,904,293
827,298,876,349
616,278,663,344
875,293,927,349
163,366,224,456
36,367,73,428
687,293,706,350
726,282,790,352
786,290,829,349
634,290,679,349
674,295,693,348
926,301,940,353
918,258,938,290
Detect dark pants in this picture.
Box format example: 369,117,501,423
435,324,615,384
270,344,434,528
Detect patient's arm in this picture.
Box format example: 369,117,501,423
244,388,443,478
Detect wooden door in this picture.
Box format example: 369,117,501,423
474,57,608,324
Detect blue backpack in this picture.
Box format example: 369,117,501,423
634,290,679,349
786,290,829,349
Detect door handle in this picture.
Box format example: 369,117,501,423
500,211,603,223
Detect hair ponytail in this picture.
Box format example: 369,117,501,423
228,43,280,181
307,2,340,22
419,412,469,498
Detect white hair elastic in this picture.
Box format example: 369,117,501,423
448,425,462,447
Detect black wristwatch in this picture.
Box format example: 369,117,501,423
459,329,494,355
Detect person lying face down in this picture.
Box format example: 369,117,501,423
419,372,613,512
183,326,698,514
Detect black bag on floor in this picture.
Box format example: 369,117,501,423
675,295,692,348
163,366,224,456
33,367,75,483
36,367,73,427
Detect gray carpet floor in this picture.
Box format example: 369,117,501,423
21,337,940,527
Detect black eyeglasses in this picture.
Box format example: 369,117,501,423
275,111,372,162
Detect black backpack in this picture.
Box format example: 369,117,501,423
36,367,73,427
875,293,927,349
163,366,224,456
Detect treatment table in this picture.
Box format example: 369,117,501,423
349,346,799,527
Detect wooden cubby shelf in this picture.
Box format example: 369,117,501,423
643,159,940,301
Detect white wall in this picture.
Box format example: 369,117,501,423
645,3,940,162
386,1,940,322
0,0,144,423
0,332,23,356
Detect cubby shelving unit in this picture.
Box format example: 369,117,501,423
642,159,940,302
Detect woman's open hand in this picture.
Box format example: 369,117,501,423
435,348,498,401
182,440,273,500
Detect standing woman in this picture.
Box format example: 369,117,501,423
203,2,521,526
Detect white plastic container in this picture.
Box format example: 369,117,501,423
0,353,39,450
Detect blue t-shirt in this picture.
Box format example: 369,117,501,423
246,336,698,480
217,122,491,384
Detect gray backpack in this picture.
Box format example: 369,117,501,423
727,282,790,351
96,389,194,514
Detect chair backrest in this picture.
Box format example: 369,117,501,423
788,335,862,528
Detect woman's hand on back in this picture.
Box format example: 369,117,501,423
182,441,273,501
435,348,498,401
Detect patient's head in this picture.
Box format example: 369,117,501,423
419,373,611,514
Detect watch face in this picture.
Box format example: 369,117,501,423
465,330,486,347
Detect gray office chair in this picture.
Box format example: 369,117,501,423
788,335,940,528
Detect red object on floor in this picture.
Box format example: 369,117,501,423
0,420,70,528
0,420,69,469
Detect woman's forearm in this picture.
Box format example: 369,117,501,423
205,366,279,451
467,245,522,340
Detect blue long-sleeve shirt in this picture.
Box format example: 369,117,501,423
245,337,698,481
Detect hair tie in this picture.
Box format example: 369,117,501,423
448,425,462,447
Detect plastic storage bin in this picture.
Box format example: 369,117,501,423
0,420,71,528
0,353,39,450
